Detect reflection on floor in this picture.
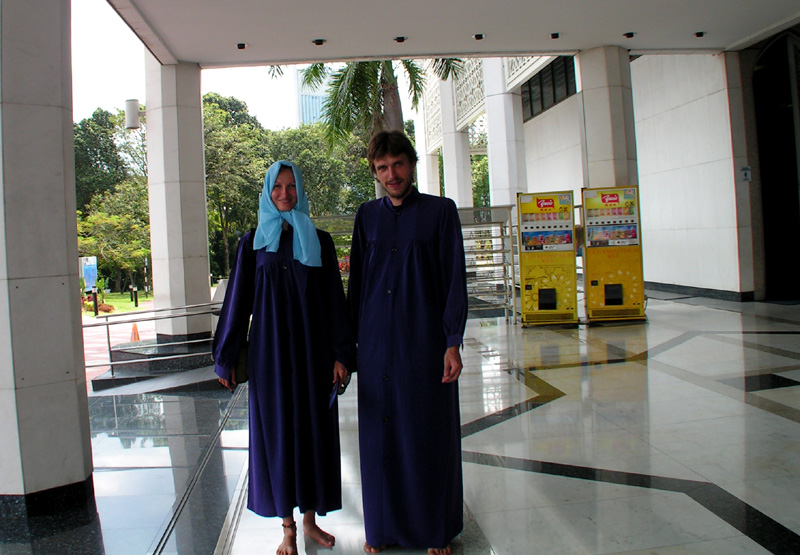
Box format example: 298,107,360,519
9,291,800,554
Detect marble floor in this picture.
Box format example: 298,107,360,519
10,291,800,554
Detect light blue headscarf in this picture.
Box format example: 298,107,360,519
252,161,321,267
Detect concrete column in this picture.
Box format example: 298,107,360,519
576,46,638,189
483,58,527,206
413,113,441,195
145,55,211,341
0,0,94,503
725,51,765,300
439,78,473,207
419,152,441,196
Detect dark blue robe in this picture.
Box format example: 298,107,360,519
348,188,468,549
212,227,355,518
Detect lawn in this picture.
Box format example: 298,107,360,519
82,291,153,316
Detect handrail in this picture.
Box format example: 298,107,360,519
84,301,222,375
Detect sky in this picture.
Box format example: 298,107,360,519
71,0,298,129
71,0,416,130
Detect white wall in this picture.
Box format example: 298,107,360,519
632,54,743,293
522,95,585,201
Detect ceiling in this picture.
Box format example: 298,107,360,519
107,0,800,68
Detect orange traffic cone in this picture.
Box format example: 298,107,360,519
131,323,140,341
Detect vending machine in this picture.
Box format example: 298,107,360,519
516,191,578,326
581,187,645,322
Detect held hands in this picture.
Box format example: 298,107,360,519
442,345,463,383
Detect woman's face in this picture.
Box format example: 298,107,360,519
271,167,298,211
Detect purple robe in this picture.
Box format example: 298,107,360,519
348,188,468,549
212,227,355,518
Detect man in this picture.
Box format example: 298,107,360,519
348,130,468,555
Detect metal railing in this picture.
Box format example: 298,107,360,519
83,301,222,376
85,205,520,377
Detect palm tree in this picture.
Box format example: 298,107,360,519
302,59,461,143
301,59,461,197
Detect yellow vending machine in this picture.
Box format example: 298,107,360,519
516,191,578,326
581,187,645,322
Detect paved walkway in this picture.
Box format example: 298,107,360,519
81,299,157,392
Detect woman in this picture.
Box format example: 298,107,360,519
212,160,355,555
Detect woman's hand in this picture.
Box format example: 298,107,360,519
333,361,350,394
218,371,237,392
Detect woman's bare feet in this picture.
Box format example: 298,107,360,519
276,520,297,555
364,542,385,553
303,511,335,547
428,546,452,555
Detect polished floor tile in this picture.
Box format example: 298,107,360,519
6,291,800,554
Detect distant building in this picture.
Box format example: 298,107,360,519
296,67,330,125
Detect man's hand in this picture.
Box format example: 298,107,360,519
442,345,462,383
333,360,350,394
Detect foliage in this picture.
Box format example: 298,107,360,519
471,155,491,207
74,109,129,211
301,59,461,150
75,108,150,291
112,109,147,177
335,131,376,212
204,92,264,130
78,178,150,292
203,93,268,276
266,124,348,216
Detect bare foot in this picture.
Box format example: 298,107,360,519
303,520,335,547
276,522,297,555
364,542,385,553
428,545,452,555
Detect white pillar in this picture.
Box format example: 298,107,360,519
724,52,764,300
145,54,212,340
420,152,441,196
483,58,527,205
576,46,638,189
0,0,93,499
439,78,473,207
413,112,441,195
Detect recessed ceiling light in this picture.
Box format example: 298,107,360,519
623,32,635,38
394,36,407,43
236,43,247,50
312,38,326,46
473,33,485,41
550,32,560,39
695,31,706,38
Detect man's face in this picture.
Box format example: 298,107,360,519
373,153,415,205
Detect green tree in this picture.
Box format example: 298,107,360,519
112,108,147,177
74,109,129,210
78,178,150,292
267,124,348,216
335,130,374,213
301,59,461,149
472,155,491,207
203,93,268,277
204,92,264,129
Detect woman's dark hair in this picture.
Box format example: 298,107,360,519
367,131,419,176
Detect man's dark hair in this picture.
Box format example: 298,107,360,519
367,130,419,176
